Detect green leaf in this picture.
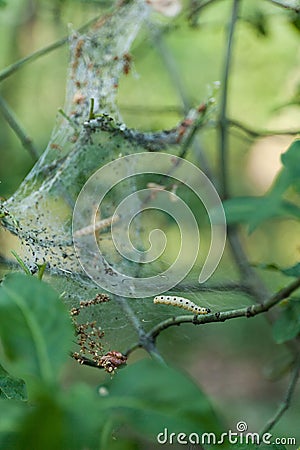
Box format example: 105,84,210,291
0,400,27,439
37,263,47,280
0,364,27,401
289,11,300,34
18,386,100,450
280,200,300,219
101,359,222,441
222,444,287,450
0,383,105,450
255,261,300,278
64,384,109,450
223,196,282,232
223,192,300,233
282,262,300,277
10,251,31,276
223,140,300,231
281,139,300,179
272,299,300,343
222,197,264,224
222,445,256,450
0,273,73,384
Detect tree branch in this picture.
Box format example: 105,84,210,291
229,118,300,138
115,296,166,364
130,276,300,349
84,102,210,151
0,38,68,84
227,228,271,304
219,0,240,199
217,2,272,306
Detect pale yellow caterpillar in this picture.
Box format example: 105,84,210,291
73,214,119,237
153,295,211,315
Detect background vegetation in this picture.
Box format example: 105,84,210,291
0,0,300,449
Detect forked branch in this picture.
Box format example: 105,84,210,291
125,276,300,354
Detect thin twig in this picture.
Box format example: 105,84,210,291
84,103,209,151
229,118,300,138
177,106,212,161
151,30,190,111
260,352,300,435
115,296,166,363
70,353,101,369
218,2,271,305
151,29,215,181
219,0,240,199
227,228,270,304
101,277,300,358
0,37,68,84
0,96,39,161
0,16,100,83
136,276,300,346
267,0,300,12
114,296,147,341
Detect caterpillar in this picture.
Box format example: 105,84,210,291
73,214,119,237
153,295,211,315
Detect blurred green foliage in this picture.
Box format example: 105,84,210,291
1,0,300,448
0,273,223,449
